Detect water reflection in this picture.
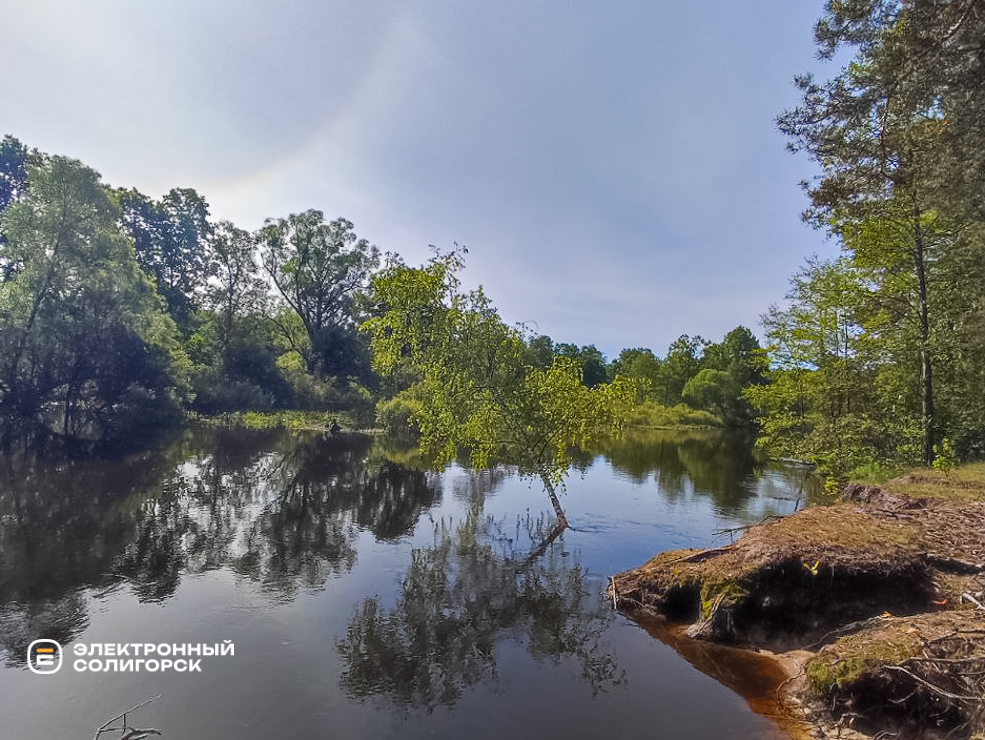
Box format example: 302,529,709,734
338,504,623,709
0,594,89,672
0,427,816,662
0,426,817,740
0,428,440,663
596,429,817,515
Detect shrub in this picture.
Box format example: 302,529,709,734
624,400,722,429
376,396,422,445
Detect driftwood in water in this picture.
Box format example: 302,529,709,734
92,695,163,740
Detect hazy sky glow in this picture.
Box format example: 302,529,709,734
1,0,839,357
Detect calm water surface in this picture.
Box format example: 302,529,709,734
0,428,817,739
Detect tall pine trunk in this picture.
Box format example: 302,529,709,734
911,201,935,466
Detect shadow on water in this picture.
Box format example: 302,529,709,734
0,427,440,665
628,609,811,739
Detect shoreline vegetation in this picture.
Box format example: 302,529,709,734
188,399,729,435
3,92,980,479
1,4,984,737
608,463,985,740
0,133,771,460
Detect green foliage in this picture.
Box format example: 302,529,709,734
375,395,422,446
702,326,768,389
658,334,708,405
932,438,957,477
0,156,181,448
191,374,277,415
745,359,921,480
524,338,608,387
118,186,213,330
806,633,917,696
682,369,743,425
273,359,374,423
578,345,608,387
362,253,637,521
773,1,985,468
847,459,899,484
605,327,767,428
524,334,555,370
761,257,863,371
0,135,28,216
623,400,722,429
611,348,661,402
205,220,269,350
259,210,379,376
180,209,380,421
748,248,952,478
201,409,360,432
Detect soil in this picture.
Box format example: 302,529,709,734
607,469,985,740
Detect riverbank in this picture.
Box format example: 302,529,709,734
608,464,985,739
188,410,372,433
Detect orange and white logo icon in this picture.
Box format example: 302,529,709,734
27,639,63,674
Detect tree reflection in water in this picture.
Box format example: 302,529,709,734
0,593,89,670
0,429,440,664
337,502,624,709
594,429,818,516
229,433,439,596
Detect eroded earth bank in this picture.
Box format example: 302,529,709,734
608,469,985,740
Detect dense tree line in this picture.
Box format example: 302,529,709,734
0,137,770,456
749,0,985,477
6,0,980,480
518,327,767,427
0,146,179,451
0,139,379,452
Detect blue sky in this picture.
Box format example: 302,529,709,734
1,0,840,358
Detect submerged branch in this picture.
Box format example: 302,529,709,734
521,520,568,568
93,696,162,740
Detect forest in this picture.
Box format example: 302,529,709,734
0,137,768,456
0,1,982,481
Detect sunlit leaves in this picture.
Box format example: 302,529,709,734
776,0,985,465
205,220,269,350
362,253,637,509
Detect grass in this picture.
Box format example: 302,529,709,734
754,503,922,555
614,502,926,635
191,410,367,432
802,610,985,736
880,462,985,502
700,578,749,620
805,628,922,694
612,458,985,737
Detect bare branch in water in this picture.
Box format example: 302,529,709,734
93,696,163,740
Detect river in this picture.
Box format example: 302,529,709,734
0,426,819,739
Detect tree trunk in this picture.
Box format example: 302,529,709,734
539,474,569,530
912,201,936,466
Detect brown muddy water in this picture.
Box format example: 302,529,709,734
0,427,819,739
